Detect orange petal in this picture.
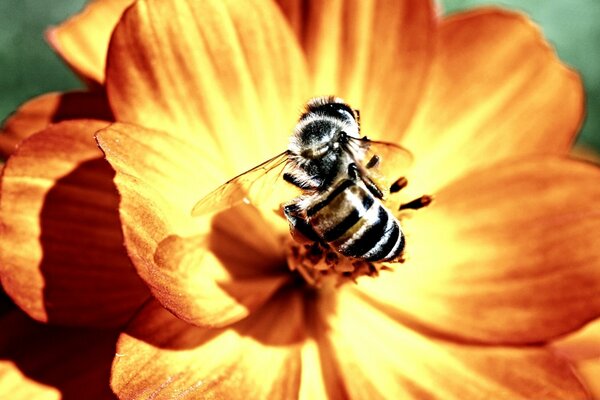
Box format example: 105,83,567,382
111,295,304,399
106,0,309,175
46,0,134,85
0,91,113,159
275,0,436,140
0,121,149,327
554,319,600,399
0,309,118,399
312,288,589,399
359,157,600,344
403,9,584,195
97,122,289,327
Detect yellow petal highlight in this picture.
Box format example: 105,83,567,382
315,288,589,399
276,0,435,140
97,122,217,237
403,9,584,195
360,157,600,344
106,0,309,175
47,0,134,84
111,296,304,399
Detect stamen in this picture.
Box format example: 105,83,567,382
399,195,433,211
390,177,408,193
286,240,385,288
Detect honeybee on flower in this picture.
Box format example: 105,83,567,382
0,0,599,399
192,96,432,286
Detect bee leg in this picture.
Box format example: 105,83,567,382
347,163,360,180
350,162,384,199
365,155,380,169
390,177,408,193
399,195,433,211
284,204,321,244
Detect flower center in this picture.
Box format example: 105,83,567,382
285,240,391,288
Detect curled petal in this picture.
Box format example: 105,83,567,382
403,9,584,194
111,295,304,399
106,0,309,174
151,233,289,327
97,123,289,327
0,309,118,399
0,121,149,327
275,0,435,139
311,288,589,399
47,0,134,84
360,157,600,344
0,91,113,159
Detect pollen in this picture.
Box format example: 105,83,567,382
285,240,390,288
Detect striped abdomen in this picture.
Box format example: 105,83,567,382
306,179,405,262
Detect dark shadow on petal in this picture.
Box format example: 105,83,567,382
49,91,114,124
124,289,306,352
208,204,288,278
0,285,14,317
230,286,307,346
0,91,114,160
121,299,223,351
0,309,119,399
39,157,149,327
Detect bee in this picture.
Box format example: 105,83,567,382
192,96,431,263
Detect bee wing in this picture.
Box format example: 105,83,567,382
345,136,413,198
191,150,298,217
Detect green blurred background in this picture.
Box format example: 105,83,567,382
0,0,599,155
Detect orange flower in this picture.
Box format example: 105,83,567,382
1,0,600,398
